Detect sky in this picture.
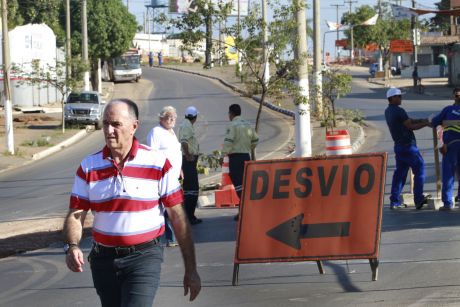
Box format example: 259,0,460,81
124,0,439,61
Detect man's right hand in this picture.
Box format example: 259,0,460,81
66,247,85,272
183,269,201,301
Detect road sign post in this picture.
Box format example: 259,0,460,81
233,153,387,285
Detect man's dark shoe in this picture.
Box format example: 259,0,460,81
439,206,454,211
415,194,431,210
190,218,202,225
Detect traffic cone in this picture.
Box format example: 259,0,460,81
214,156,240,208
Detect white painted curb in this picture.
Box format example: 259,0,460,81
32,129,89,161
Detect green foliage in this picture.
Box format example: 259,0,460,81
197,150,222,174
321,68,352,128
428,0,450,34
341,4,410,66
7,0,65,46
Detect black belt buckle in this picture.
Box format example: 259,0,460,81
114,246,135,256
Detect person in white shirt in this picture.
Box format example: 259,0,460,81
147,106,182,246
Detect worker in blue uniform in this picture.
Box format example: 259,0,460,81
384,87,431,210
431,88,460,211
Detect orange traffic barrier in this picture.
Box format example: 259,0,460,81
326,130,352,156
215,156,240,208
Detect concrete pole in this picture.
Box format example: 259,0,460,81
2,0,13,154
313,0,322,117
330,4,344,61
345,0,357,65
82,0,90,91
294,0,311,157
65,0,72,79
411,0,418,64
262,0,269,85
237,0,242,74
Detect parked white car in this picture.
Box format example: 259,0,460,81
64,91,105,129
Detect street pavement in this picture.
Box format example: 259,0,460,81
1,65,459,306
2,64,450,175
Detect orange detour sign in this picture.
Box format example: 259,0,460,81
232,153,387,285
390,40,414,53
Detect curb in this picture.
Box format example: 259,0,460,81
32,129,89,161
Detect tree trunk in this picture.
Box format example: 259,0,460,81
90,58,98,91
204,14,213,68
61,97,66,134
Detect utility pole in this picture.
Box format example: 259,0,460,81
82,0,90,91
1,0,13,154
330,4,344,61
411,0,418,64
65,0,71,80
262,0,269,84
313,0,322,117
344,0,357,65
126,0,129,11
294,0,311,157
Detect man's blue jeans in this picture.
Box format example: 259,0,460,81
390,144,425,206
89,243,164,307
442,142,460,207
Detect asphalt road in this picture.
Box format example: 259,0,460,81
0,67,293,222
2,69,460,306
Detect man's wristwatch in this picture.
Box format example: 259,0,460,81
63,243,79,254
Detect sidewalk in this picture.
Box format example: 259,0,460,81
370,75,451,98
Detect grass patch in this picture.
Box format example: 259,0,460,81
21,137,52,147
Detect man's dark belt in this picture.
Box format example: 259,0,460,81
92,238,160,256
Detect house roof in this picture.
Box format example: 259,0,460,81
421,35,460,46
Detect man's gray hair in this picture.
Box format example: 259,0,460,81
105,98,139,120
159,106,177,118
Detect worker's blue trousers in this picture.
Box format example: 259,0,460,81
442,142,460,207
390,144,425,206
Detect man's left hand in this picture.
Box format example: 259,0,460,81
183,269,201,301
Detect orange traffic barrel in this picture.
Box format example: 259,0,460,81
326,130,352,156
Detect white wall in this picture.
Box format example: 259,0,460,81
0,24,63,107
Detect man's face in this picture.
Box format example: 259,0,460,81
390,95,402,105
160,112,177,130
454,91,460,104
102,102,138,153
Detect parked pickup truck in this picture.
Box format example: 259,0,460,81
64,91,105,129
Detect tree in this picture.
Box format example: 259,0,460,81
342,5,410,70
156,0,232,68
7,0,66,46
223,1,311,136
15,58,88,133
321,68,352,128
8,0,138,91
428,0,450,34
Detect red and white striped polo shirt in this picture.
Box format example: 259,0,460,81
69,138,183,246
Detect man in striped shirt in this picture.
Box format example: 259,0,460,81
63,99,201,306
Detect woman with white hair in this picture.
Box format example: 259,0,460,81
146,106,182,246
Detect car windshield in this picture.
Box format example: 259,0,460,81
114,55,140,70
67,93,99,104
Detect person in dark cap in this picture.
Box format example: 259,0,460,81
178,106,202,224
385,87,431,210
